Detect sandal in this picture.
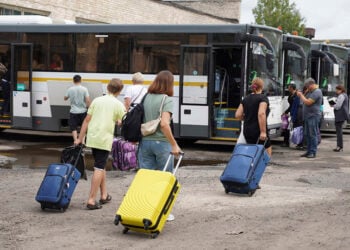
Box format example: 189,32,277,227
86,202,102,210
99,194,112,204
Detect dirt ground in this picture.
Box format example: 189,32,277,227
1,133,350,250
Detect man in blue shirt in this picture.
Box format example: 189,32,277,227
297,78,323,158
64,75,91,142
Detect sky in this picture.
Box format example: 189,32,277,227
240,0,350,40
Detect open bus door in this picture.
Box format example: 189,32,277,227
178,46,210,139
11,43,33,129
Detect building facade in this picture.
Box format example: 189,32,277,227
0,0,241,24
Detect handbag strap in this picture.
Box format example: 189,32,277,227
158,95,167,118
131,87,145,104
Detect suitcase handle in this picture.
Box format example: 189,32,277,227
72,144,85,168
163,152,184,175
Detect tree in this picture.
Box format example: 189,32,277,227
252,0,306,36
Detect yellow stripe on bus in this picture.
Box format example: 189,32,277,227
25,77,207,87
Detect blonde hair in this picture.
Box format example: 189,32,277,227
132,72,144,84
251,77,264,93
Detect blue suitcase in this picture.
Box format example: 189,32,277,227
35,163,81,211
220,143,270,196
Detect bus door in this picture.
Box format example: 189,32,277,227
11,44,33,129
211,46,243,140
179,46,210,138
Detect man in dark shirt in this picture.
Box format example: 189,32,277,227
297,78,323,158
281,83,297,147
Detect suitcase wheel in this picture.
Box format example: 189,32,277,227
248,190,256,197
114,215,121,226
224,188,229,194
41,204,45,210
143,219,152,230
150,232,159,239
122,228,129,234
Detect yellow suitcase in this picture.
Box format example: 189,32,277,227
114,153,183,238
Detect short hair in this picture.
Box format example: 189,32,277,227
304,77,316,87
336,84,346,93
73,75,81,83
132,72,144,84
107,78,123,94
148,70,174,96
288,83,296,90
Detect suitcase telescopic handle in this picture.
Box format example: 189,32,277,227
73,144,85,168
163,152,184,175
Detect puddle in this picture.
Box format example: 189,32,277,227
0,143,227,170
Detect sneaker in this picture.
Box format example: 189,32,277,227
167,213,175,221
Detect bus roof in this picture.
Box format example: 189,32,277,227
311,42,348,51
0,23,277,34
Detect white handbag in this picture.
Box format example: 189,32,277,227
141,95,166,136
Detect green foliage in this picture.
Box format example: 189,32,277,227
252,0,306,36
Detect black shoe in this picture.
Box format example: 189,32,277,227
300,152,309,157
281,143,289,147
306,154,316,158
333,147,343,152
295,145,304,150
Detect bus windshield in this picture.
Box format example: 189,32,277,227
319,47,347,96
250,27,282,96
285,38,310,90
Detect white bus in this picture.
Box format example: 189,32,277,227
311,43,348,130
0,23,284,141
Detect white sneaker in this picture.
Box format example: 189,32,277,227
166,213,175,221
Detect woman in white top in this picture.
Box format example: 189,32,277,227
124,72,147,111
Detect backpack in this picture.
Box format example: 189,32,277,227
121,94,147,142
60,144,87,180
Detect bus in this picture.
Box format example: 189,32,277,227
281,34,311,92
310,43,349,130
0,23,283,141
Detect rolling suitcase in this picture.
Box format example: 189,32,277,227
111,137,137,171
114,152,184,238
220,143,270,196
35,144,84,211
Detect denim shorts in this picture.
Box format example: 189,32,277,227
91,148,109,170
138,140,173,172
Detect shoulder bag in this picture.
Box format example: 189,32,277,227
141,95,167,136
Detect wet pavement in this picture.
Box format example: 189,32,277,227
0,128,345,171
0,129,235,170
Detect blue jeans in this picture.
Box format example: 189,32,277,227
138,140,173,172
304,116,320,155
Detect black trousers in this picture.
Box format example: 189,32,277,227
335,121,344,148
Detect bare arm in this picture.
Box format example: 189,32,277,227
124,97,131,111
235,104,244,120
258,102,268,140
160,111,181,155
85,96,91,108
297,91,315,106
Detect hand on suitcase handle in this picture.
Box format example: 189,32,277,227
170,151,185,156
164,152,184,175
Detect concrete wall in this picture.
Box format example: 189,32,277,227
1,0,240,24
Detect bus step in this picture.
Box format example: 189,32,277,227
210,136,238,142
214,128,239,138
